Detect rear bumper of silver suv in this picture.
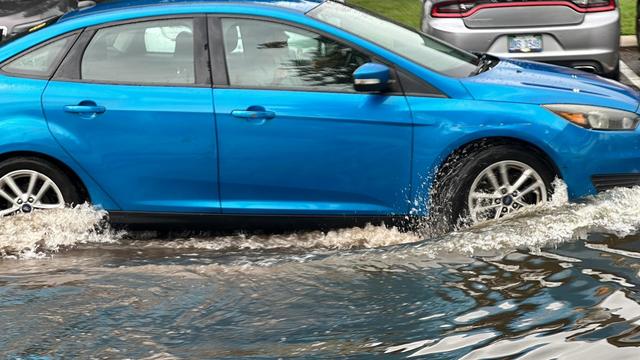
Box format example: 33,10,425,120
422,5,620,76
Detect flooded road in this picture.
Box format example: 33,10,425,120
2,185,640,359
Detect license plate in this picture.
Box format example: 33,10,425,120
508,35,543,53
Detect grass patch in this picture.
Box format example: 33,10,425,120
351,0,636,35
349,0,422,29
621,0,636,35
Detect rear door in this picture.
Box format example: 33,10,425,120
211,17,414,216
42,16,220,213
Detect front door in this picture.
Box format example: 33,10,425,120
42,17,219,212
213,17,413,216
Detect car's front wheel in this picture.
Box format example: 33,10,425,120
0,157,83,216
429,144,555,231
466,160,549,223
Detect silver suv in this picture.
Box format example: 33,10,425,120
421,0,620,79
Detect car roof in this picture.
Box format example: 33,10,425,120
59,0,325,22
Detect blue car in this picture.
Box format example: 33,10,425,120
0,0,638,230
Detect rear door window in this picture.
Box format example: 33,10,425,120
2,36,73,77
81,19,196,85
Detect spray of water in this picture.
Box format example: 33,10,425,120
127,224,420,252
412,181,640,258
0,204,120,259
2,182,640,260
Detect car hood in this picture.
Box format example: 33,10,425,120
460,59,640,113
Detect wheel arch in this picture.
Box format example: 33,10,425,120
422,136,561,233
0,151,91,203
434,136,562,183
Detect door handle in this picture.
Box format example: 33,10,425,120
231,106,276,120
231,110,276,119
63,101,106,115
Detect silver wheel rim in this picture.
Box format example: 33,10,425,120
0,170,65,216
468,160,547,223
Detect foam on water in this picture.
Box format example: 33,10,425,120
132,181,640,260
3,182,640,260
0,204,120,259
413,181,640,258
129,224,421,252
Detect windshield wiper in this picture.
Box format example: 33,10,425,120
1,15,62,45
471,54,498,76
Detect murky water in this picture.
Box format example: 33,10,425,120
2,185,640,359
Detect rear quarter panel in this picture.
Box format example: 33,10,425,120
0,75,119,210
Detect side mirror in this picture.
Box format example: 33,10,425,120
353,63,391,93
77,1,96,10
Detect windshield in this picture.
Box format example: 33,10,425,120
308,2,480,78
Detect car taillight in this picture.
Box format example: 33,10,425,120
431,0,616,18
431,1,475,16
570,0,616,10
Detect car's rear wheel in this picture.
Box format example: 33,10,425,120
429,144,555,231
0,158,83,216
602,62,620,81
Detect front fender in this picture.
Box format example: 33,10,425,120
408,98,573,215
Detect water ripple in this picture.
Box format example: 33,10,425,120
2,186,640,358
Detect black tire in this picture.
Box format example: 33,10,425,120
0,157,83,208
428,143,556,233
602,62,620,81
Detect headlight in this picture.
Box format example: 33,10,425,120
543,104,640,131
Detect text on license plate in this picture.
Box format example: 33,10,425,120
508,35,543,53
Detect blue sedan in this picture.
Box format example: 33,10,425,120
0,0,638,230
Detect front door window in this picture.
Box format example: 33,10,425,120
221,18,370,91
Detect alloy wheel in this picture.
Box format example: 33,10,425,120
0,170,66,216
467,160,547,223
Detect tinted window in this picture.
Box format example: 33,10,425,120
82,19,195,85
222,18,369,91
2,36,71,77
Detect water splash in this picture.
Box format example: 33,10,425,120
411,182,640,258
4,185,640,358
127,224,421,252
4,182,640,261
0,204,120,259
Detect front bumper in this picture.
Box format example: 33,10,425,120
592,174,640,192
423,10,620,74
553,125,640,199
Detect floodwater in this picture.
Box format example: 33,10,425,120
2,184,640,359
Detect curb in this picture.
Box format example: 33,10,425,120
621,35,637,48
